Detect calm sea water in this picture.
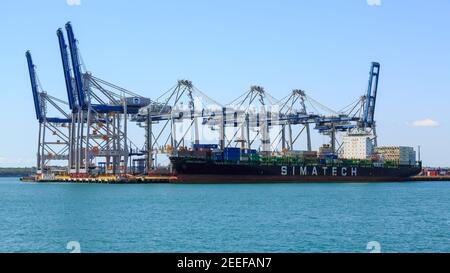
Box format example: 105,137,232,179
0,177,449,253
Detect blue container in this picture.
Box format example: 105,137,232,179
224,156,240,161
224,151,240,156
224,150,240,154
223,148,241,160
224,147,241,153
193,144,219,150
224,153,239,157
320,154,337,159
224,147,241,161
224,149,240,160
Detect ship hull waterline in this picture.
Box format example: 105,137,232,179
173,175,416,184
170,158,421,184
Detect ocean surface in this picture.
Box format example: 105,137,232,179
0,177,449,253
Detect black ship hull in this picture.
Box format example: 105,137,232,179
170,157,421,184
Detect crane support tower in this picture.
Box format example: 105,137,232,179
26,51,71,179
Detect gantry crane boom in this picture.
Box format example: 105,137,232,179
25,51,43,122
66,22,86,109
57,28,77,111
362,62,380,128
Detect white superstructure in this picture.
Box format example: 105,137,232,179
342,133,373,160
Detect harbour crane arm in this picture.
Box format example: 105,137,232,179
65,22,86,109
362,62,380,128
57,28,77,111
25,51,43,122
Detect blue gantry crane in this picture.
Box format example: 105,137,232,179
362,62,380,129
56,22,153,176
57,28,77,112
300,62,381,153
359,62,381,146
57,28,79,172
26,51,71,177
65,22,86,111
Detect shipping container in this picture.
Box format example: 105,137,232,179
193,144,219,150
191,151,210,159
249,154,260,161
177,150,192,157
224,147,240,153
224,147,241,161
288,150,306,155
319,144,334,155
224,155,240,161
224,147,241,153
303,151,318,156
319,154,337,159
195,148,212,152
243,149,257,154
224,151,240,156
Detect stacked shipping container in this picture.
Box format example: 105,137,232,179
374,146,416,165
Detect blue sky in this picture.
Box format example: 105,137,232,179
0,0,449,167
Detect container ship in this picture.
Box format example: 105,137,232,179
170,138,422,184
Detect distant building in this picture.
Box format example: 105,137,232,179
421,167,450,176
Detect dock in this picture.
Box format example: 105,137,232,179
410,176,450,182
20,175,177,184
21,175,450,184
